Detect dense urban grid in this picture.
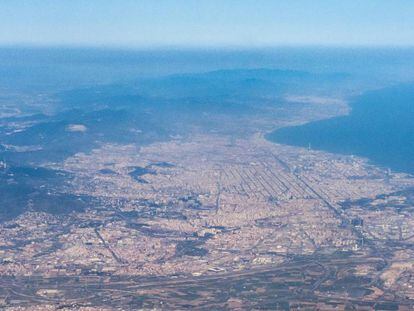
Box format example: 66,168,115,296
1,128,414,309
0,63,413,309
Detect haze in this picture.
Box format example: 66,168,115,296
1,1,414,47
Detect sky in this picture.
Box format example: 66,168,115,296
0,0,414,48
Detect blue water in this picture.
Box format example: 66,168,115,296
267,84,414,175
1,47,414,175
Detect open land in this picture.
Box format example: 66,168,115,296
0,66,414,309
2,120,414,309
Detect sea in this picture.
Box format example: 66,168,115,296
1,46,414,175
267,83,414,175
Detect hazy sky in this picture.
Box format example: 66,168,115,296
1,1,414,47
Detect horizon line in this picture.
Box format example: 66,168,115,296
1,42,414,52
